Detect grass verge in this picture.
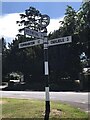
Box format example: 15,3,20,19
0,98,88,120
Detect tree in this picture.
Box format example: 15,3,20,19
48,6,80,82
48,2,90,91
3,4,89,91
59,5,77,36
76,2,90,58
16,6,50,34
2,37,10,81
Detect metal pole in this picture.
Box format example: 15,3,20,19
43,34,50,120
0,39,2,85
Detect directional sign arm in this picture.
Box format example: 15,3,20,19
19,39,43,49
19,36,72,49
24,28,46,39
48,36,72,47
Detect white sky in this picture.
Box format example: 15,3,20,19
0,13,64,43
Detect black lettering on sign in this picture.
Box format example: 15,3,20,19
66,37,69,41
37,40,40,43
20,41,35,47
58,38,64,42
51,38,65,44
31,31,33,35
36,33,39,37
51,40,56,44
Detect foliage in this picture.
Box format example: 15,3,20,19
16,7,42,33
2,3,90,91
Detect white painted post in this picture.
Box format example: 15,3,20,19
0,39,2,85
44,36,50,120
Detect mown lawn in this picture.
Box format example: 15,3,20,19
0,98,88,120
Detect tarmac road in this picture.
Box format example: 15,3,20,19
0,91,89,113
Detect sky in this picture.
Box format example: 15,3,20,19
0,2,82,44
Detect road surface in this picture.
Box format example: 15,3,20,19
0,91,89,113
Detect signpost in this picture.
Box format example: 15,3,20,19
18,14,72,120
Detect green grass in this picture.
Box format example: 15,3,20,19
0,98,88,119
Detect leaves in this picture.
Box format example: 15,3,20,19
16,6,43,35
3,4,89,91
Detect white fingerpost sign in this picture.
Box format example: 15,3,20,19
25,28,46,39
19,39,43,49
48,36,72,47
